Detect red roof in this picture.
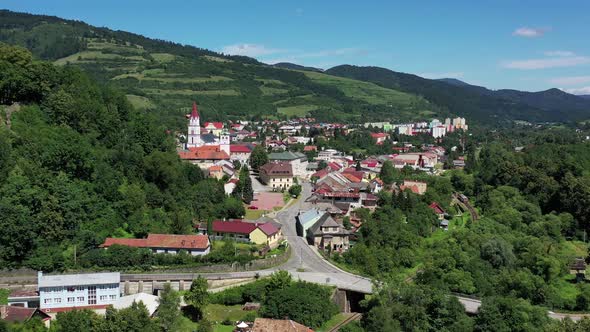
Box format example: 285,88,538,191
213,220,257,235
303,145,317,152
101,234,210,250
328,162,342,171
190,102,199,119
204,122,224,129
370,132,388,138
258,222,279,236
230,145,252,153
399,185,421,194
311,168,330,179
429,202,446,215
0,305,50,323
342,172,362,183
178,146,230,160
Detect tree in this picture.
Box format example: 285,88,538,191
52,310,102,332
288,184,302,197
266,270,292,293
249,145,268,172
102,301,159,332
379,160,395,185
317,160,328,170
185,276,209,316
157,283,181,332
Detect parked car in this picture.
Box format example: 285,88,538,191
248,206,259,210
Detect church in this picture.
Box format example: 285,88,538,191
179,102,231,168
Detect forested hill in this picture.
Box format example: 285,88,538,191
326,65,590,124
0,10,444,128
0,43,246,271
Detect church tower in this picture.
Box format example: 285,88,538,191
187,102,202,148
220,130,230,155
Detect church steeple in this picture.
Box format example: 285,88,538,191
187,102,202,148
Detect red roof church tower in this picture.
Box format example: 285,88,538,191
187,102,202,148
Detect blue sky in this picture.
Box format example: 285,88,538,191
3,0,590,94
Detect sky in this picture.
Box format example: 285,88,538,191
3,0,590,94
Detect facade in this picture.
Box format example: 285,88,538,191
229,144,253,164
370,132,389,144
306,213,350,252
101,233,211,256
38,272,120,313
268,151,308,177
259,162,294,190
211,220,282,247
432,125,447,138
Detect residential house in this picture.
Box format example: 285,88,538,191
370,132,389,144
429,202,446,220
252,318,314,332
369,178,384,194
259,162,294,190
0,305,51,328
230,144,253,164
391,153,438,169
224,178,239,195
268,151,308,177
295,209,323,237
101,234,211,256
317,149,340,161
211,220,282,248
303,145,317,152
208,165,223,179
203,122,224,136
306,213,350,252
38,272,120,313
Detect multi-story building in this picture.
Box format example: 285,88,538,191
259,162,294,190
268,151,308,177
38,272,120,313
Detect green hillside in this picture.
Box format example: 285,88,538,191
0,10,444,130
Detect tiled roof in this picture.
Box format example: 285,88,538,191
342,173,362,183
252,318,314,332
268,151,306,161
178,146,230,160
311,168,330,179
212,220,257,235
327,162,342,171
399,185,421,194
204,122,224,129
303,145,317,151
370,132,388,138
101,234,210,250
0,305,50,323
260,162,293,177
429,202,446,215
230,145,252,153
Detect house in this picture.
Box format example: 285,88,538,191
113,293,160,317
399,180,428,195
259,162,294,190
296,209,324,237
369,178,384,193
370,132,389,144
101,234,211,256
317,149,340,161
429,202,446,220
224,178,239,195
211,220,282,248
208,165,223,179
230,144,253,164
303,145,317,152
0,305,51,327
306,213,350,252
391,153,438,169
268,151,308,177
203,122,224,136
178,145,230,169
38,272,120,313
252,318,314,332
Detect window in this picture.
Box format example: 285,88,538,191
100,295,107,301
67,297,75,303
77,297,85,302
109,295,117,300
88,286,96,305
54,298,62,304
44,299,52,304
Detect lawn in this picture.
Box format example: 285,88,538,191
126,94,155,110
277,105,318,117
244,208,268,220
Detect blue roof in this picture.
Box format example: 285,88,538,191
297,209,323,237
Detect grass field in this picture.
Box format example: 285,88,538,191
304,71,423,106
317,313,349,332
143,88,240,96
277,105,318,117
125,95,155,110
244,208,267,220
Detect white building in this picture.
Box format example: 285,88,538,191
432,125,447,138
38,272,120,313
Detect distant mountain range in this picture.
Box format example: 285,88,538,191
327,65,590,123
1,9,589,126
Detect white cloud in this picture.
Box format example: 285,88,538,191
544,50,575,57
419,72,464,79
513,27,548,38
221,43,287,57
561,86,590,95
502,56,590,69
549,76,590,85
